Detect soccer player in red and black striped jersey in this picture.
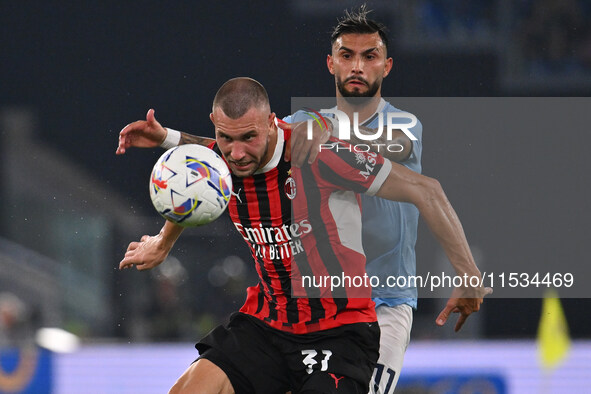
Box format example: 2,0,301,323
119,77,484,393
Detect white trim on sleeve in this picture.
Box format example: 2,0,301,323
365,158,392,196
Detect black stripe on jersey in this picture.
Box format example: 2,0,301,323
290,168,324,325
276,158,300,326
252,173,280,323
257,283,265,314
276,159,293,243
233,175,270,315
317,160,367,194
292,245,325,326
299,164,348,320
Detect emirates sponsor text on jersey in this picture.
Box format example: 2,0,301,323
233,219,312,260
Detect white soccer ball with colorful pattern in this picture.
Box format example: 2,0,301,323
149,144,232,227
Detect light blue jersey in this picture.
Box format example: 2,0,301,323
362,101,422,309
285,99,423,309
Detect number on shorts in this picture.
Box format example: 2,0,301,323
301,349,333,374
372,363,396,394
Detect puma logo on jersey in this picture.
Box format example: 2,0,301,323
329,373,345,388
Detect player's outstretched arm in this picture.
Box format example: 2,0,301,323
178,132,215,147
375,162,491,328
376,162,482,280
119,220,184,271
116,109,215,154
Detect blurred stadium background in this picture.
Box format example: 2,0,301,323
1,1,590,393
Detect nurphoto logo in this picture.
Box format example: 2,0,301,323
302,108,418,154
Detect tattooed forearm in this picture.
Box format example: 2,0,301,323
179,132,215,147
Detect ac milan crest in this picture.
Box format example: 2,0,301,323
284,176,296,200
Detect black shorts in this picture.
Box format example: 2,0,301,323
196,312,380,394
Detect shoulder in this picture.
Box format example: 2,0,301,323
382,102,423,141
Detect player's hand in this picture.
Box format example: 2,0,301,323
435,286,492,332
119,234,170,271
281,120,331,167
116,108,167,155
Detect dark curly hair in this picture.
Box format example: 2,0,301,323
331,5,389,53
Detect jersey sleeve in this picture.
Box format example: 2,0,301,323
284,110,310,124
314,137,391,196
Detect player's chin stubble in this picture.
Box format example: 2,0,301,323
337,76,381,102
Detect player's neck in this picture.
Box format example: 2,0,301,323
336,95,382,124
259,124,278,169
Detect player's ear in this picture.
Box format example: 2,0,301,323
383,57,393,78
327,54,335,75
209,112,215,124
268,112,276,128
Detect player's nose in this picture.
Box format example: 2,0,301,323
351,56,363,73
229,143,246,160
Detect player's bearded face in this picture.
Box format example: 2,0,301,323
329,33,391,102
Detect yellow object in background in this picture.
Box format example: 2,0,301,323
537,289,571,369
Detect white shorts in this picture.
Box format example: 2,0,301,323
369,304,413,394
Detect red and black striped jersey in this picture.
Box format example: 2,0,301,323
211,127,392,334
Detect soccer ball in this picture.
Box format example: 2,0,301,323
149,144,232,227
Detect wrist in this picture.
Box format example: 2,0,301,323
161,128,181,149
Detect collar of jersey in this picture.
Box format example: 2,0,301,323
365,98,387,125
254,126,284,175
